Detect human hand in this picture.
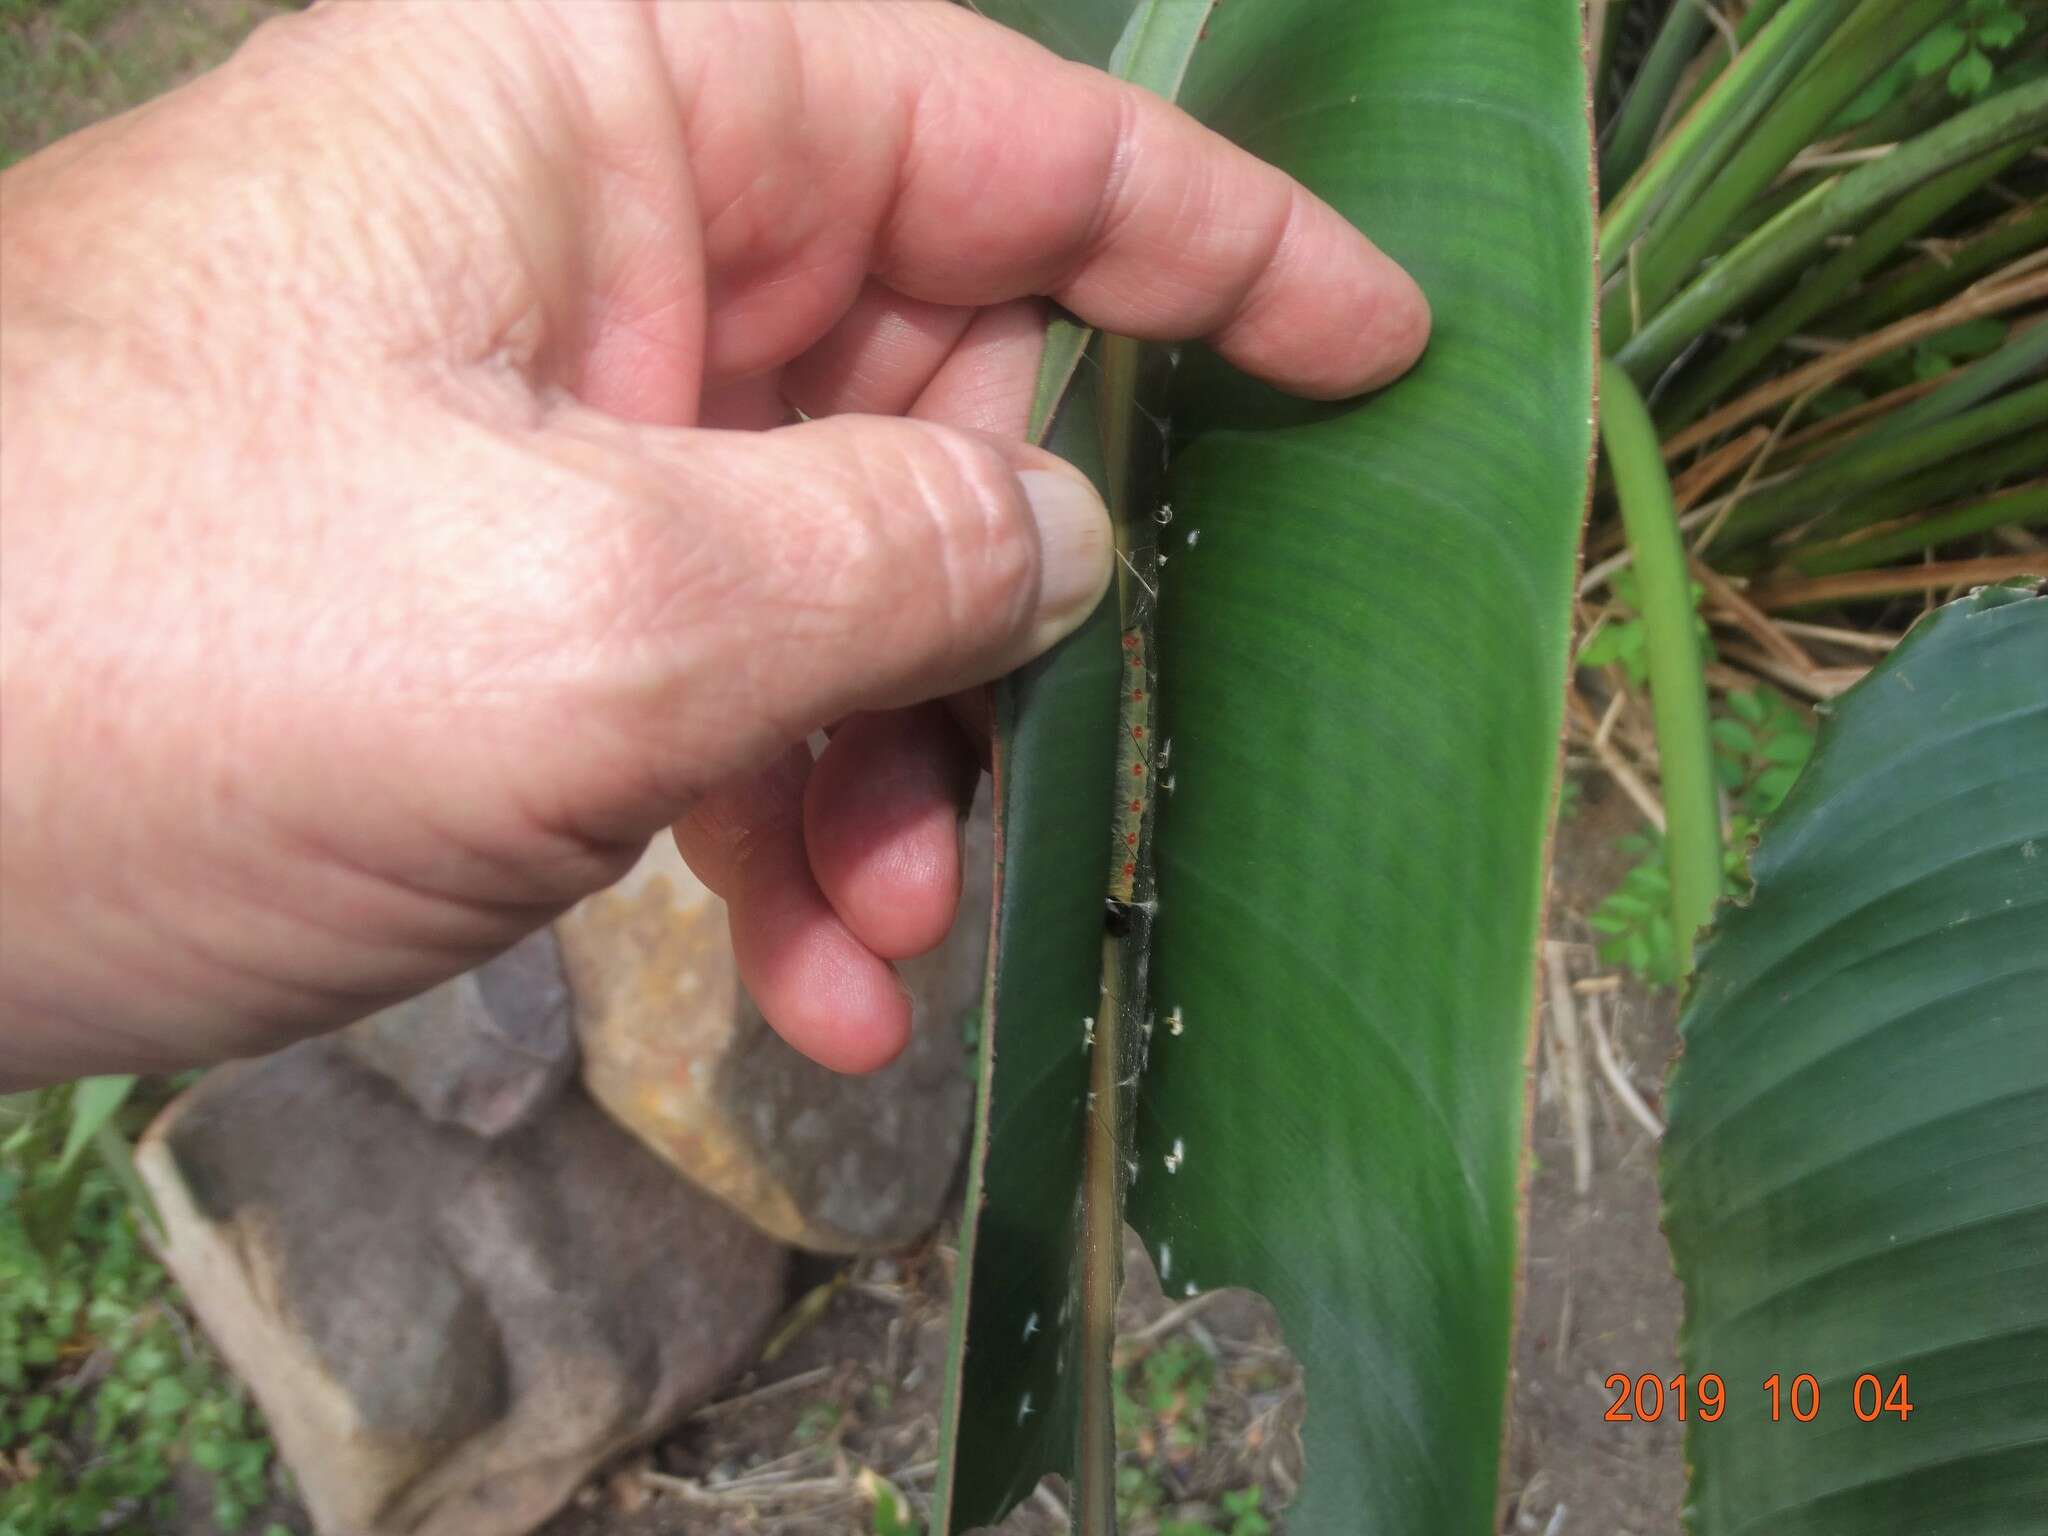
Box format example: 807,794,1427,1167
0,0,1427,1087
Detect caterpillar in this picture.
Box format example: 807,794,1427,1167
1107,627,1154,908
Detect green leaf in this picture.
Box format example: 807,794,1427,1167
1138,6,1590,1535
1908,22,1967,74
861,1468,921,1536
190,1439,232,1473
1948,46,1995,97
1974,10,2025,49
1711,719,1760,756
55,1076,136,1177
1662,586,2048,1532
143,1376,191,1419
1576,622,1634,669
1726,689,1768,725
18,1394,52,1434
1760,732,1813,767
939,0,1593,1531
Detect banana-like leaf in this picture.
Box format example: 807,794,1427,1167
936,1,1595,1530
1133,4,1591,1529
1662,584,2048,1533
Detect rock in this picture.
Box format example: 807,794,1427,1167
137,1040,785,1536
343,927,576,1138
562,788,988,1254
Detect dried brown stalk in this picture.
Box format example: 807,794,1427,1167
1748,556,2047,611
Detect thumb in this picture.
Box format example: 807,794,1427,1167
545,409,1114,788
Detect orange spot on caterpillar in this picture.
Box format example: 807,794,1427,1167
1126,832,1139,848
1131,763,1145,777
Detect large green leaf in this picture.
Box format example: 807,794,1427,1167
1662,585,2048,1533
1132,3,1591,1529
936,1,1595,1531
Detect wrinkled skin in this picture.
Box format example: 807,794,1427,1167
0,0,1426,1087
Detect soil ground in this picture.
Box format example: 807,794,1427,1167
3,12,1690,1532
1505,781,1689,1536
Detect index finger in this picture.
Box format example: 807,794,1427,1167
659,2,1429,400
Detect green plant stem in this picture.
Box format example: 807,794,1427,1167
1720,428,2048,574
1788,481,2048,574
1600,0,1850,281
1705,172,1819,256
1670,0,1794,123
1656,143,2027,426
1591,0,1627,124
1821,199,2048,334
1600,0,1715,195
1605,0,1951,351
1598,359,1722,975
1837,60,1958,147
1718,377,2048,550
1879,317,2048,439
1616,75,2048,381
1079,326,1165,1536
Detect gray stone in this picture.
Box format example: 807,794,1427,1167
343,927,576,1139
138,1038,785,1536
563,788,987,1254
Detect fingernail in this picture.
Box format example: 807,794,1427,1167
1019,469,1114,643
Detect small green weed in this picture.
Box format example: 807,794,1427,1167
1111,1336,1216,1527
1576,569,1710,687
1115,1336,1213,1466
793,1399,844,1446
1590,686,1814,986
1840,0,2027,123
1160,1486,1273,1536
859,1467,920,1536
1,1091,280,1535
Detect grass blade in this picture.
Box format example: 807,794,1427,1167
1719,378,2048,551
1821,198,2048,334
1789,481,2048,575
1600,0,1851,281
1605,0,1952,352
1600,0,1714,192
1656,142,2028,426
1616,75,2048,380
